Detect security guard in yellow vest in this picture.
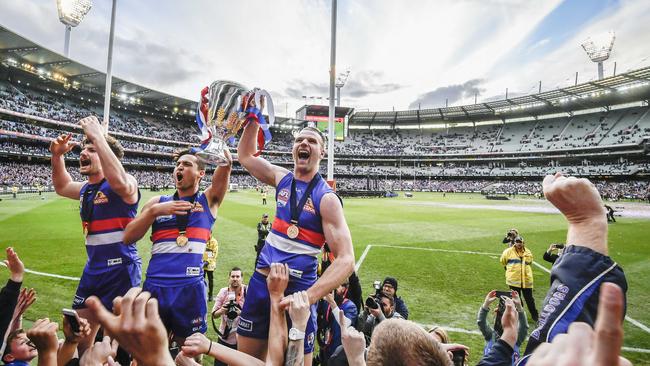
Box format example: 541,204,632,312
204,236,219,300
500,236,539,322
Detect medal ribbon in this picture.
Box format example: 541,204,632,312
173,191,199,236
289,174,321,228
81,178,106,234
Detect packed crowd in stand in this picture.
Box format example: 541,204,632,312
2,161,648,201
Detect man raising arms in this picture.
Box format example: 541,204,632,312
236,122,355,365
123,148,231,345
50,116,141,354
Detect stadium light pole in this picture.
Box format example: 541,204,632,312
327,0,337,182
56,0,93,58
581,33,615,80
102,0,117,131
335,70,350,107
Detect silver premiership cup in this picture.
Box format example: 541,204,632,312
195,80,248,166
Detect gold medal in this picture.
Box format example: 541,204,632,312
176,234,189,247
287,224,300,239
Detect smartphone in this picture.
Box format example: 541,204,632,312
451,349,465,366
495,291,512,299
62,308,80,333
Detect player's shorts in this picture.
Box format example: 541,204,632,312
73,261,142,311
517,245,627,364
143,278,207,338
237,270,317,354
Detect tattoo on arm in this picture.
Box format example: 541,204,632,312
284,341,303,366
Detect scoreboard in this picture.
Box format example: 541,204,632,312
295,105,353,141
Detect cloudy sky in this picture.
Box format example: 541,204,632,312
1,0,649,116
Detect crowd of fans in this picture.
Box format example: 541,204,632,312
1,161,648,201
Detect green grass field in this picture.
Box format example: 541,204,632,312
1,190,649,365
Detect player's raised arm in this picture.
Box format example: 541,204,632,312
79,116,138,204
306,193,355,304
50,134,84,199
204,149,232,209
237,122,288,187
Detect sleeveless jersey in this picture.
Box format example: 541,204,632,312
257,172,334,285
147,192,215,285
79,180,140,275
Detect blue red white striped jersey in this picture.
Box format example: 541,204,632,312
147,192,215,285
257,172,333,285
79,180,140,275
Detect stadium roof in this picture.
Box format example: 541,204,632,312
351,67,650,126
0,25,198,115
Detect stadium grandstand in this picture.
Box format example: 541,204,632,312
1,25,649,202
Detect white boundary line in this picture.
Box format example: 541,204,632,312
355,245,373,272
0,262,80,281
355,244,650,336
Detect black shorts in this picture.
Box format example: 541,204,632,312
518,245,627,363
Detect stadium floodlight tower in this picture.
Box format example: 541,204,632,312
335,70,350,107
580,32,615,80
56,0,92,57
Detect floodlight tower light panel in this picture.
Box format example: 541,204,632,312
57,0,92,27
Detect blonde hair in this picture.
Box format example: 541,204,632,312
367,319,452,366
428,326,450,344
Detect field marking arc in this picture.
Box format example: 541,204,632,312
355,244,650,335
0,262,80,281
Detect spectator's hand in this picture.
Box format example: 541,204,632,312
439,343,469,364
49,134,75,156
287,291,311,330
13,287,36,320
151,201,193,217
499,297,519,348
543,173,605,226
324,291,336,307
27,318,59,354
483,290,497,309
174,351,201,366
510,291,523,311
180,333,211,357
267,263,289,303
4,247,25,282
527,283,630,366
86,287,173,366
548,244,556,252
79,116,105,141
79,335,119,366
63,314,91,343
369,306,381,318
339,310,366,366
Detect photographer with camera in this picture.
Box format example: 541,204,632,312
380,277,408,320
477,290,528,364
211,267,246,366
502,228,519,247
356,282,403,345
543,243,564,264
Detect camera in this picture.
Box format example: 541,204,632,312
451,349,465,366
225,291,240,320
365,280,383,309
554,243,565,249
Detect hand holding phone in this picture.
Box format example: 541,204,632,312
62,308,80,333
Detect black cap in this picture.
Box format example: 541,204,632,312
382,277,398,292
